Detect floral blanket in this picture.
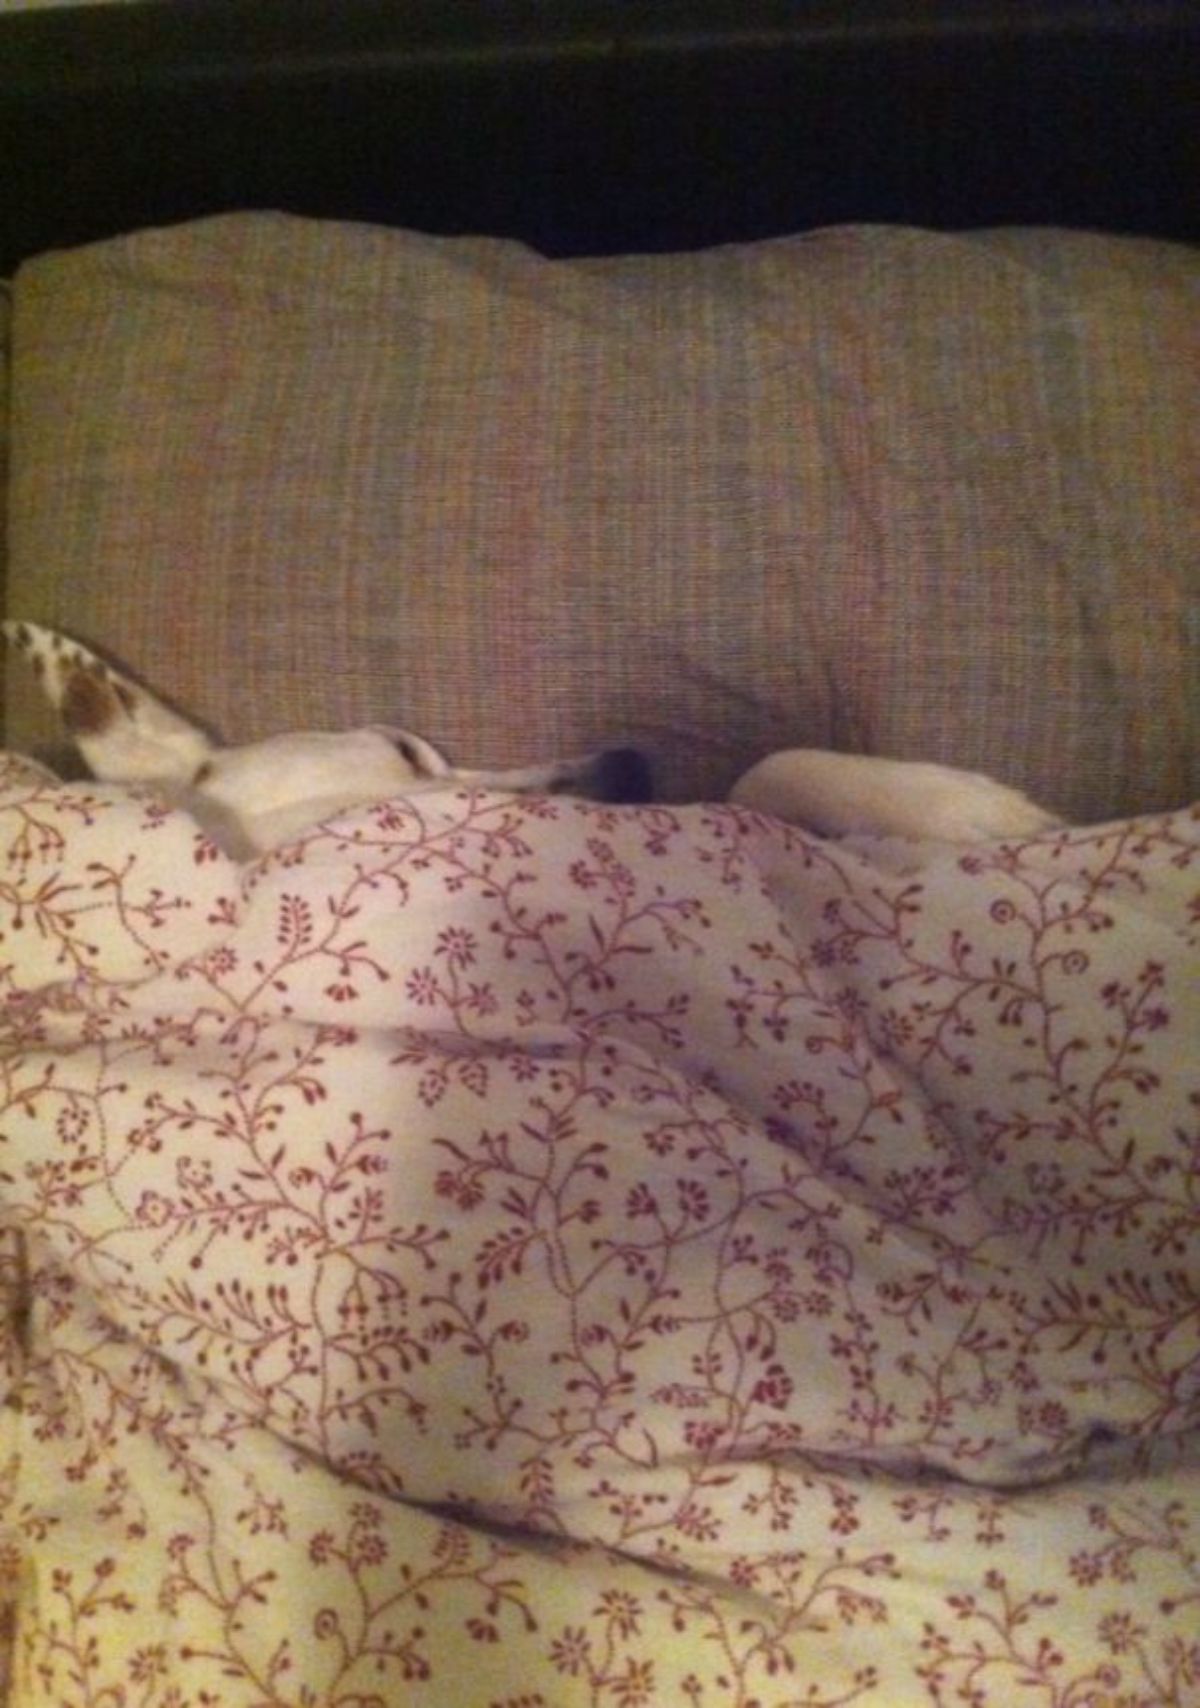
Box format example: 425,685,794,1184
1,752,1197,1707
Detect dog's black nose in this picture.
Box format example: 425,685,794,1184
591,748,654,804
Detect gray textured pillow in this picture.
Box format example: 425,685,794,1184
6,214,1198,820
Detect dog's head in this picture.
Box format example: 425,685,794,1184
4,622,652,857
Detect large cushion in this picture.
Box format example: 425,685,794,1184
6,214,1198,819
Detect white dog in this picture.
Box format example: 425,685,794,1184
4,622,1062,856
3,622,653,858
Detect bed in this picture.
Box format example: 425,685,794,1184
1,4,1198,1705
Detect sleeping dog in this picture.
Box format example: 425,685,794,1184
3,622,652,859
4,622,1062,857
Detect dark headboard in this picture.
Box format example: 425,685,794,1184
2,0,1198,272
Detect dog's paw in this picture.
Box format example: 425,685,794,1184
3,620,133,733
3,620,212,783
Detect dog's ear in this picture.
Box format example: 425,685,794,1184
371,726,454,780
3,622,214,785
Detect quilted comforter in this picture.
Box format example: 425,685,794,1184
1,753,1197,1707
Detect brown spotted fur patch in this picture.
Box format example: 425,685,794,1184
61,667,120,736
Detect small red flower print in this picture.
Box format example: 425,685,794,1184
276,893,314,949
683,1418,726,1453
54,1103,90,1142
596,1589,642,1638
626,1182,659,1218
611,1657,656,1706
1098,1610,1148,1654
135,1191,174,1229
176,1156,214,1192
435,1168,486,1211
129,1645,169,1684
676,1178,710,1223
568,860,598,891
1068,1550,1104,1586
751,1362,794,1410
549,1626,592,1677
405,966,440,1005
436,926,478,969
352,1528,387,1568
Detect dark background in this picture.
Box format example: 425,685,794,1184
2,0,1197,271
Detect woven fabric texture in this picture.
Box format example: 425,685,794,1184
6,214,1198,819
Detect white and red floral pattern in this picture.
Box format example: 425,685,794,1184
1,752,1197,1706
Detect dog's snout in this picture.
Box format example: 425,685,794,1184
586,748,654,804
